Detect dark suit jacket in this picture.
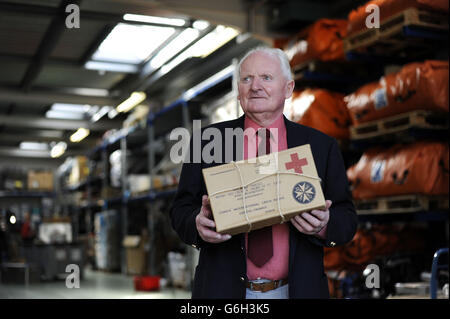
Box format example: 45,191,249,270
169,115,357,298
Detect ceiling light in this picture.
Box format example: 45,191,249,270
193,20,210,30
45,110,86,120
155,26,239,76
84,61,139,73
108,108,119,119
187,25,239,58
46,103,93,120
9,215,16,225
91,106,112,122
150,28,200,69
19,142,49,151
116,92,147,113
70,128,90,143
51,103,91,113
51,141,67,158
123,14,186,26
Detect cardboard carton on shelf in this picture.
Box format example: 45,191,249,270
202,144,326,236
27,171,54,191
123,232,148,275
68,156,89,186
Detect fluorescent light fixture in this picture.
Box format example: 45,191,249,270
46,103,94,120
92,23,176,64
46,110,86,120
116,92,147,113
84,61,139,73
123,14,186,27
91,106,112,122
70,128,90,143
155,26,239,77
150,28,200,69
193,20,210,30
186,25,239,58
19,142,49,151
108,108,119,119
50,141,67,158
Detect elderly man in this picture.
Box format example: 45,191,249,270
170,47,357,299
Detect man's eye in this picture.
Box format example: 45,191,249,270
263,75,271,80
242,77,250,82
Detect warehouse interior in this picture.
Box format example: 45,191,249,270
0,0,448,299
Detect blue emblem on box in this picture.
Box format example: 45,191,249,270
292,182,316,204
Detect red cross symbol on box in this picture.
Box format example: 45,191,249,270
285,153,308,173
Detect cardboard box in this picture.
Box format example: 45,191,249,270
123,235,148,275
128,174,151,194
69,156,89,186
202,144,326,235
28,171,54,191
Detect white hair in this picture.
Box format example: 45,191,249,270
236,46,293,82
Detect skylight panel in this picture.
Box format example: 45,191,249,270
92,23,176,64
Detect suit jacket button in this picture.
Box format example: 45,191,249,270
192,244,197,249
330,241,336,247
240,276,245,282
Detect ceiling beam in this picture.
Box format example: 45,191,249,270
20,0,83,91
0,87,117,106
0,115,121,132
0,146,86,159
0,132,99,145
0,1,191,29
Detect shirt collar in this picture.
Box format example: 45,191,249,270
244,114,285,130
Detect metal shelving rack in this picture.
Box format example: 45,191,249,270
59,62,238,280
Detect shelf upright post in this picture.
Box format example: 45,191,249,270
181,99,196,290
120,136,128,275
147,113,156,275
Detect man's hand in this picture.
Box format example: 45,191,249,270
196,195,232,243
291,200,332,235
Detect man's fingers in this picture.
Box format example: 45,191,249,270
291,217,310,234
199,227,231,243
309,209,325,221
198,214,215,228
202,195,210,207
299,212,321,228
325,200,332,210
294,215,314,232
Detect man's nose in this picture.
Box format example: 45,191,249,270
250,77,262,91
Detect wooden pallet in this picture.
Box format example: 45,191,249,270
350,110,449,140
355,194,449,215
344,7,448,54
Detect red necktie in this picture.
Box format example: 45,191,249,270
247,128,273,267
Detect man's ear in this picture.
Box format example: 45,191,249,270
285,79,295,99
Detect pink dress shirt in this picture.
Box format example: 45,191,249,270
244,115,290,281
243,114,327,281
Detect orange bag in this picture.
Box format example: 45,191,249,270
344,60,449,125
348,0,449,35
290,89,352,139
278,19,348,68
347,141,449,200
324,246,348,271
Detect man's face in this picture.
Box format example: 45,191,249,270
238,52,294,116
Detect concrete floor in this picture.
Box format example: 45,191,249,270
0,267,191,299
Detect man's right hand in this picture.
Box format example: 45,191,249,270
196,195,232,243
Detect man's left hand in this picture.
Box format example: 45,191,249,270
291,200,332,235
